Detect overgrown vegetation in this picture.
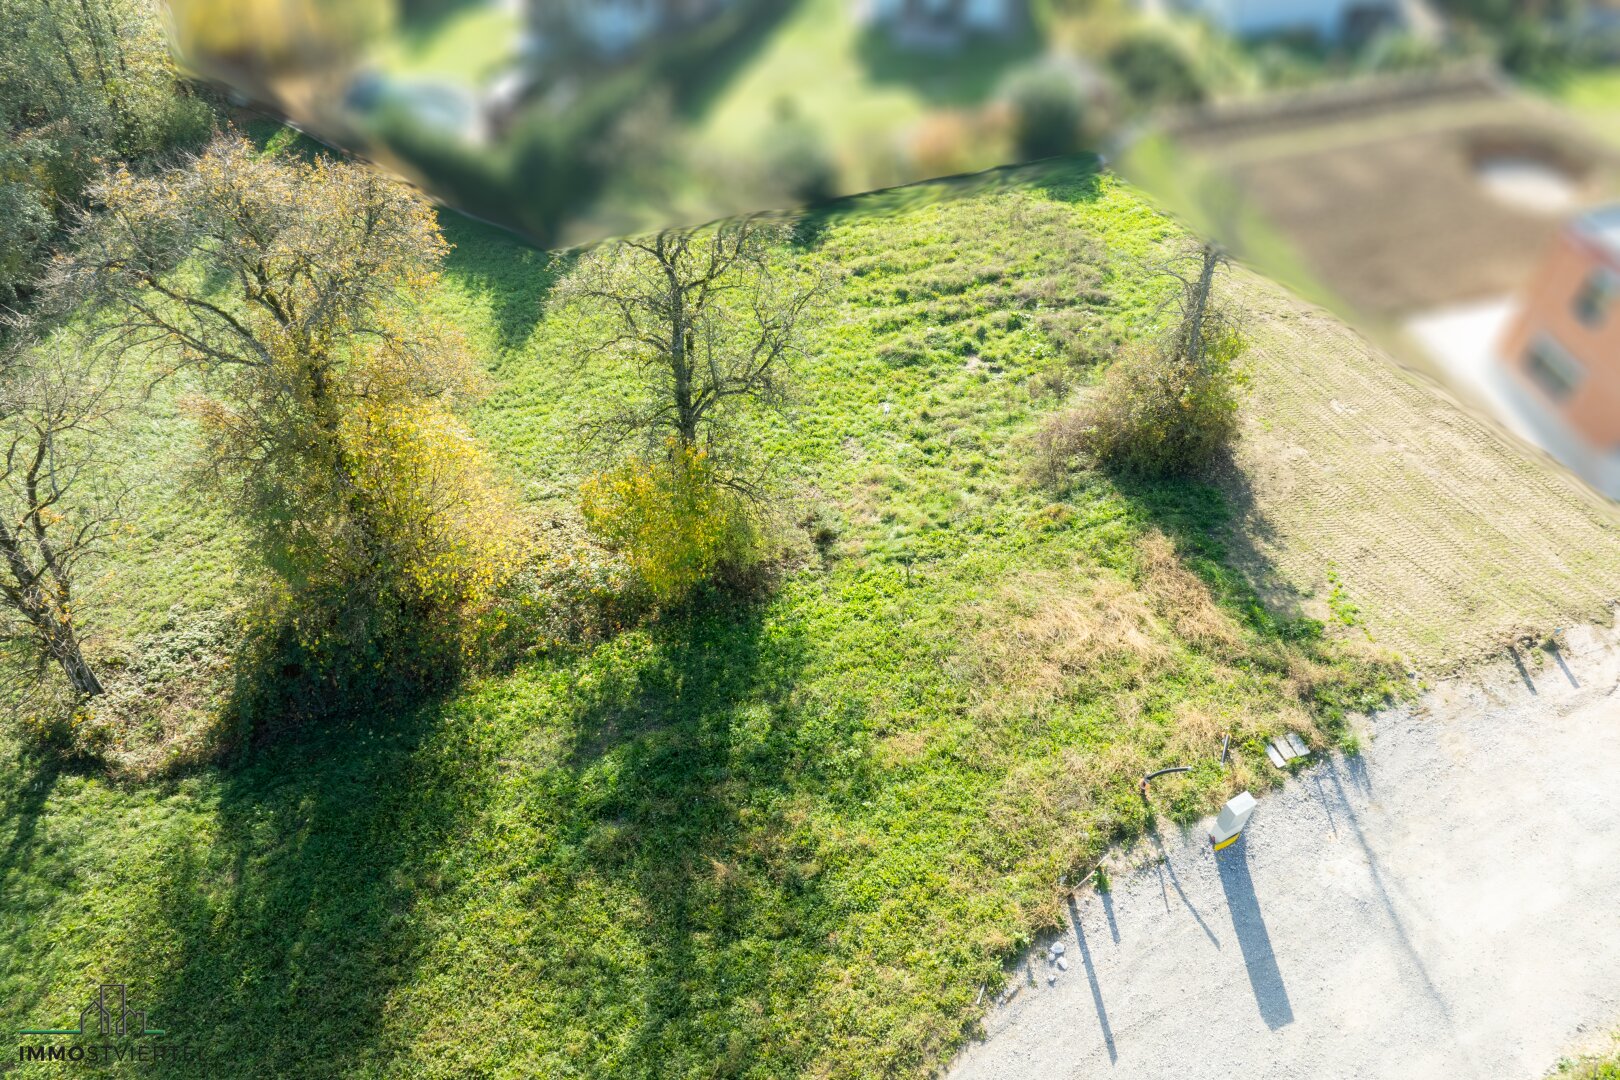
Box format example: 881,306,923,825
1107,31,1207,108
1002,64,1088,161
0,0,213,307
1040,243,1248,479
580,441,765,605
0,153,1407,1078
42,133,526,729
2,6,1601,1069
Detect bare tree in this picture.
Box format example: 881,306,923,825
0,341,120,698
1159,241,1232,368
556,217,824,488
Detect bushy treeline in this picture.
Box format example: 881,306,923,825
4,100,820,769
0,0,214,308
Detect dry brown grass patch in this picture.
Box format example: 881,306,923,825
1135,529,1245,655
967,567,1172,715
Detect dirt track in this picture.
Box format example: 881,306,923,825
948,620,1620,1080
1225,273,1620,669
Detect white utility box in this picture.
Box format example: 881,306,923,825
1210,791,1257,852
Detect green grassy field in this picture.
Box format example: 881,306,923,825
1531,67,1620,145
0,165,1399,1077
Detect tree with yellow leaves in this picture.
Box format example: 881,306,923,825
557,218,823,599
48,133,522,654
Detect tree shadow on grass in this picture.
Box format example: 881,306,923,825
439,211,566,356
1106,465,1307,634
8,588,823,1077
0,758,68,1028
1206,452,1317,626
554,597,825,1073
132,688,468,1078
102,605,490,1078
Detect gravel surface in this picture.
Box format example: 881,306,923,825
948,620,1620,1080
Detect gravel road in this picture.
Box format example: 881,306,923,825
948,620,1620,1080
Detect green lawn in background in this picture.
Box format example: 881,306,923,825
372,0,525,86
1529,67,1620,145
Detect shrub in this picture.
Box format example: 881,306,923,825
762,113,839,203
9,683,87,759
89,608,241,778
1002,66,1086,161
1498,17,1567,76
908,110,981,178
580,442,763,605
1066,328,1248,478
478,516,648,664
5,607,240,774
1107,33,1205,107
1359,31,1444,73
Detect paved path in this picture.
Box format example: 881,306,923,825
949,621,1620,1080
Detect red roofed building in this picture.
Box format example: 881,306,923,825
1499,206,1620,497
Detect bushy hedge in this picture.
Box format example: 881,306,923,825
1107,33,1205,107
580,442,764,605
1002,66,1086,161
1058,328,1249,479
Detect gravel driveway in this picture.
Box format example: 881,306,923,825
948,620,1620,1080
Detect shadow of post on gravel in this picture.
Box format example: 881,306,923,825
1214,836,1295,1031
1065,894,1118,1063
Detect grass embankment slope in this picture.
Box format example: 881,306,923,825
2,164,1614,1078
1225,272,1620,665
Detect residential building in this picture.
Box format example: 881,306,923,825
529,0,738,58
1499,206,1620,497
856,0,1024,44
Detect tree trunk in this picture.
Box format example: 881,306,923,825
1183,243,1219,366
50,620,103,698
665,255,699,449
674,326,699,447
